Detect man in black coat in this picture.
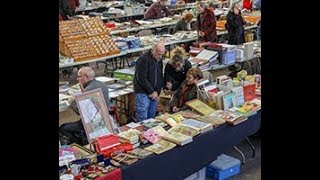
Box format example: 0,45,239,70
133,42,165,121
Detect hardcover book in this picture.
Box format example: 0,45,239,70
186,99,215,116
111,153,139,165
181,119,213,133
127,148,154,159
144,140,177,154
243,83,256,101
222,92,237,110
142,126,167,144
178,110,201,119
196,115,226,128
231,86,245,107
213,110,247,126
117,129,141,144
167,124,200,137
162,132,193,146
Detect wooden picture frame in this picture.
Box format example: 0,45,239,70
75,88,115,143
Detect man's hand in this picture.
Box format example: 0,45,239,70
199,31,205,37
148,91,159,100
172,106,179,112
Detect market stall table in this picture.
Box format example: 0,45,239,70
121,111,261,180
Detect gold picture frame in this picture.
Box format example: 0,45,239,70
75,88,115,143
69,143,96,159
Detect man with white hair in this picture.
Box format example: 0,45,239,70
133,42,165,121
59,67,111,145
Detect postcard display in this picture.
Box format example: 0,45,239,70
59,17,120,62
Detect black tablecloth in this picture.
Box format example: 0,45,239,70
122,111,261,180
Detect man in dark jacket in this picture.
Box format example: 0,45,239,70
225,3,246,45
59,67,111,145
133,42,165,121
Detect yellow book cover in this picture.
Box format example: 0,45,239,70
196,115,226,128
165,117,179,127
144,140,177,154
186,99,215,116
162,132,193,146
155,113,172,122
171,113,184,123
167,124,199,137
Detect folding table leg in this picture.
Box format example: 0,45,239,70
234,146,246,165
245,137,255,158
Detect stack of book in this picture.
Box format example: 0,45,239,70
127,148,154,159
167,124,200,137
144,139,177,154
196,115,226,128
212,110,247,126
181,119,213,133
117,129,141,148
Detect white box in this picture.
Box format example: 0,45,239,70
235,48,245,62
243,42,254,60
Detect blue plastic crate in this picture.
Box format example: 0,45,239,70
206,154,241,180
220,50,236,65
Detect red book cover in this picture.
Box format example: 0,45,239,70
95,135,120,154
243,83,256,101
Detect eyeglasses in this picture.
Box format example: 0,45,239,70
153,50,165,59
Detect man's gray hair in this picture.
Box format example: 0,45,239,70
80,67,95,79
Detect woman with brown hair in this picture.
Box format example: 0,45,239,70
173,13,194,34
169,67,203,113
164,47,192,93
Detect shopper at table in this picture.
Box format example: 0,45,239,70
164,47,192,93
169,67,203,113
242,0,253,12
144,0,174,20
173,13,194,34
133,42,165,121
59,0,73,20
253,0,261,40
59,67,111,145
69,0,80,15
225,3,246,45
196,2,217,42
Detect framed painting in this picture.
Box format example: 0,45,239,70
75,88,115,143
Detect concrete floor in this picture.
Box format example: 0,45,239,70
59,62,261,180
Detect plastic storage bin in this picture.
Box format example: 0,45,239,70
220,50,236,65
206,154,241,180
